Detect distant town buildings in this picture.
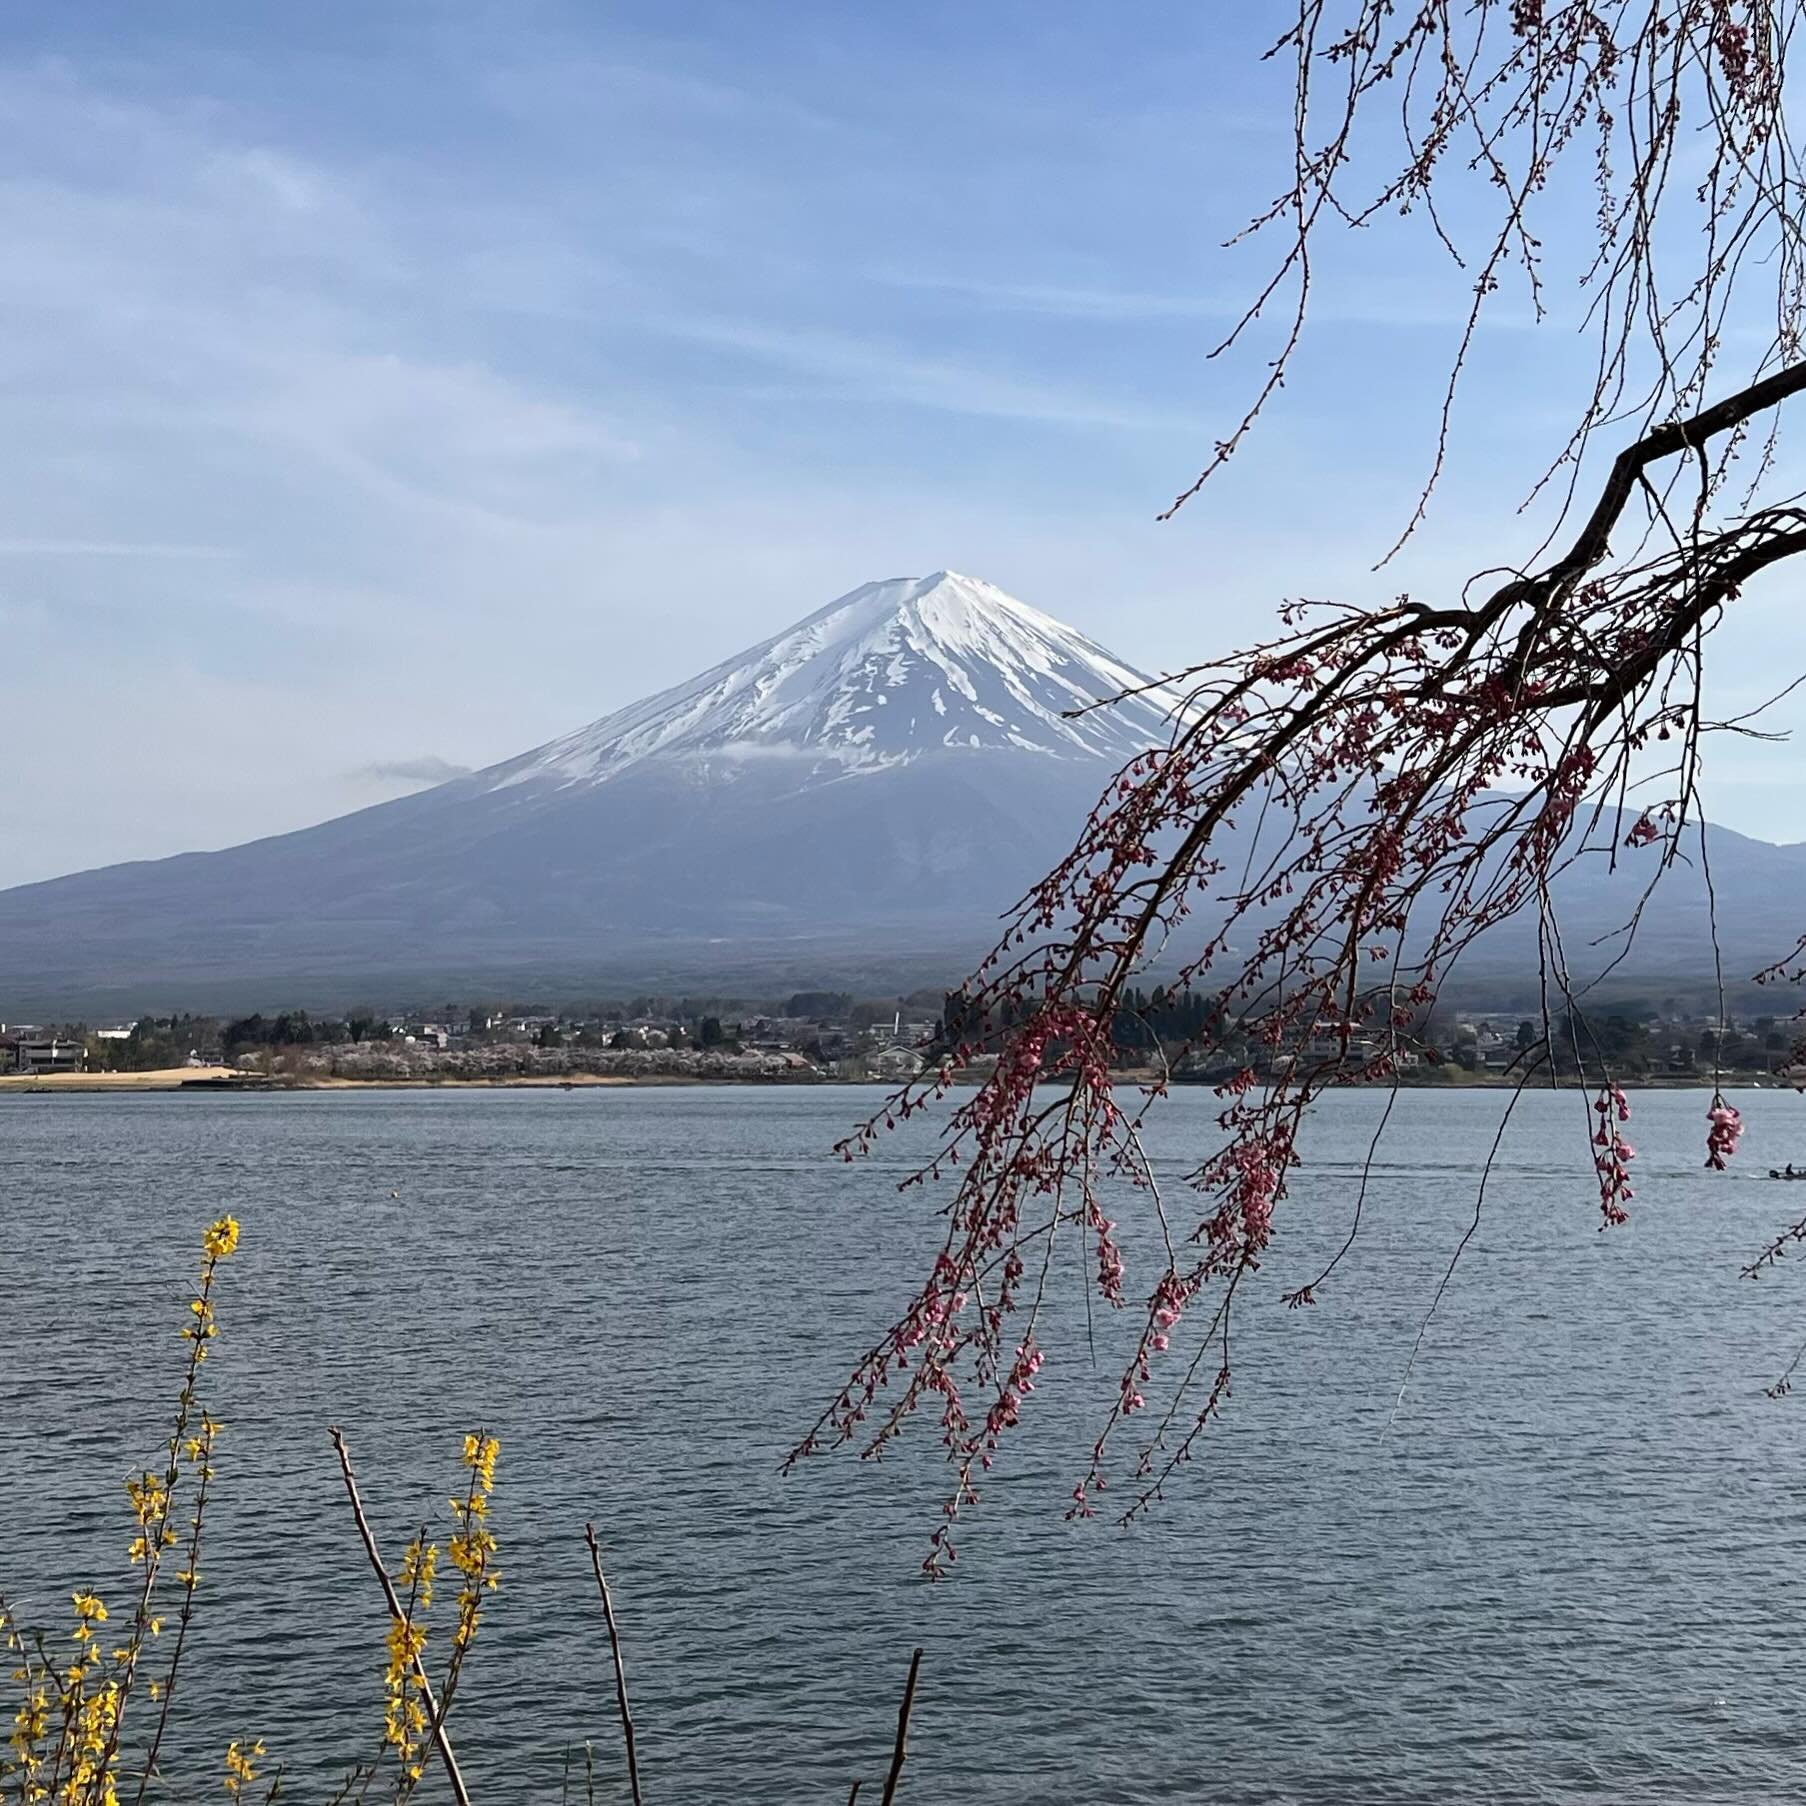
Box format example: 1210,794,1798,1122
5,1037,86,1075
2,989,1792,1088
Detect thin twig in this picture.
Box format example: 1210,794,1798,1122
583,1524,644,1806
879,1649,923,1806
1385,1084,1526,1438
328,1427,473,1806
133,1448,216,1802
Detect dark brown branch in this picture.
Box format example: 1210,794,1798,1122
1525,356,1806,599
327,1428,473,1806
879,1649,923,1806
583,1524,644,1806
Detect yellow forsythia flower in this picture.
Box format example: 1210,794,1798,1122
461,1433,499,1493
69,1592,108,1643
223,1737,265,1796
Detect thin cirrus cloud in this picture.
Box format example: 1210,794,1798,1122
659,316,1202,433
0,539,237,558
867,267,1546,334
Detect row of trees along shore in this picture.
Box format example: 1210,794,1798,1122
70,991,951,1072
39,991,1806,1083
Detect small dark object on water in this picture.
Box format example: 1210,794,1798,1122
1768,1165,1804,1179
179,1074,273,1091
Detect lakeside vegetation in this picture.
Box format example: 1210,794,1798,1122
3,985,1796,1093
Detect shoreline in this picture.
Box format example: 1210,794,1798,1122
0,1067,721,1094
0,1067,1788,1096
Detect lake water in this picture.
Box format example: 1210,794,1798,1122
5,1084,1806,1803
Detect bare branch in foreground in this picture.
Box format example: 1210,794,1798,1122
582,1524,644,1806
879,1648,923,1806
328,1427,473,1806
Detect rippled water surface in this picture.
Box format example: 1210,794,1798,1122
6,1084,1806,1803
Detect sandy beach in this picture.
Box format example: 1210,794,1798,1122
0,1066,242,1091
0,1067,657,1093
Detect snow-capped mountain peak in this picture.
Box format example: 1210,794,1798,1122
480,570,1184,792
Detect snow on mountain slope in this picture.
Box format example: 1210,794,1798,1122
478,571,1186,792
4,566,1806,1014
0,571,1202,1007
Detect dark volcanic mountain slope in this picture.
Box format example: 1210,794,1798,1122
0,574,1179,1008
5,568,1804,1013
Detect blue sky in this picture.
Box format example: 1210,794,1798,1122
2,2,1801,884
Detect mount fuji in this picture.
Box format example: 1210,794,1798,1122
483,569,1185,785
0,573,1187,1010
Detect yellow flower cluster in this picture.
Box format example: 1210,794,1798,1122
7,1696,49,1801
184,1218,239,1367
381,1617,430,1783
62,1677,122,1806
3,1599,51,1803
461,1433,498,1494
201,1216,240,1261
183,1294,219,1358
68,1596,108,1647
222,1736,264,1797
381,1535,438,1782
447,1435,501,1656
398,1537,437,1612
124,1472,174,1569
374,1432,502,1795
0,1216,251,1806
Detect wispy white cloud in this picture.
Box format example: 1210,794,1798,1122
477,53,844,141
352,755,473,786
871,271,1231,321
871,266,1545,333
655,317,1201,432
0,62,639,532
0,539,236,557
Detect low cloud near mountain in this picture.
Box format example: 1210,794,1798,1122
353,755,472,787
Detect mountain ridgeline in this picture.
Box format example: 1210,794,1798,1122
1,570,1802,1014
0,574,1188,1010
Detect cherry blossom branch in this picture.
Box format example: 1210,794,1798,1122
1165,3,1806,549
794,354,1806,1569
